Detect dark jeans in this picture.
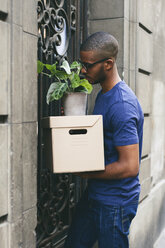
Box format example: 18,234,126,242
64,192,138,248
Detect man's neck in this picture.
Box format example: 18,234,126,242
101,67,121,93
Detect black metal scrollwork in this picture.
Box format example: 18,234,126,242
37,1,75,246
36,168,76,247
71,5,76,30
37,0,70,61
37,0,87,246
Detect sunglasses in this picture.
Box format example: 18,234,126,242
78,58,110,71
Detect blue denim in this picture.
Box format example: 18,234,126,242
64,192,138,248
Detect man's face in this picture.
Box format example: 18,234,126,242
80,51,106,85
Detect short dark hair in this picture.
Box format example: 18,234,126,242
80,32,119,59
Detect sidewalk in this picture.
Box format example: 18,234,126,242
154,229,165,248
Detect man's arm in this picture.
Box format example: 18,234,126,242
76,143,139,180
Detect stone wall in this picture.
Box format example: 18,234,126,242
88,0,165,247
129,0,165,247
0,0,38,247
0,0,165,247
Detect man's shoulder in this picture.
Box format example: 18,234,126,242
110,82,142,110
116,81,137,102
103,81,136,104
106,83,143,121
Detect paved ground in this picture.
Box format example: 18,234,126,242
154,229,165,248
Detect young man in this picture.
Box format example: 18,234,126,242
64,32,144,248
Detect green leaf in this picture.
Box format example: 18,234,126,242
45,63,57,75
46,82,68,103
61,60,71,74
51,82,68,101
79,79,93,94
46,83,57,104
37,60,44,74
55,70,68,80
70,61,81,69
70,61,82,74
74,86,88,93
70,73,80,89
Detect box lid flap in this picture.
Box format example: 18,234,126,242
42,115,102,128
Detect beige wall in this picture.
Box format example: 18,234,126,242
130,1,165,246
0,0,38,247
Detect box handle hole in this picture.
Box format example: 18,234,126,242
69,129,87,135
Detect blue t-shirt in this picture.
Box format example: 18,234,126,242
88,81,144,206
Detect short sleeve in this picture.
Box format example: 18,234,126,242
109,102,139,146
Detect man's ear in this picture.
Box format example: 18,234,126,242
105,58,114,70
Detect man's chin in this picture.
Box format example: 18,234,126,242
86,77,99,85
90,80,100,85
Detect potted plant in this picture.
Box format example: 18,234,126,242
37,59,93,115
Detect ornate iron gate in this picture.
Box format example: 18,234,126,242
36,1,88,247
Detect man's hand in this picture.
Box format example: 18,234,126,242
76,144,139,180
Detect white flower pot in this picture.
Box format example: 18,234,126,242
62,92,87,116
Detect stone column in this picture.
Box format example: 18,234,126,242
0,0,38,247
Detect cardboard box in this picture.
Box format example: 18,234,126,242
42,115,105,173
